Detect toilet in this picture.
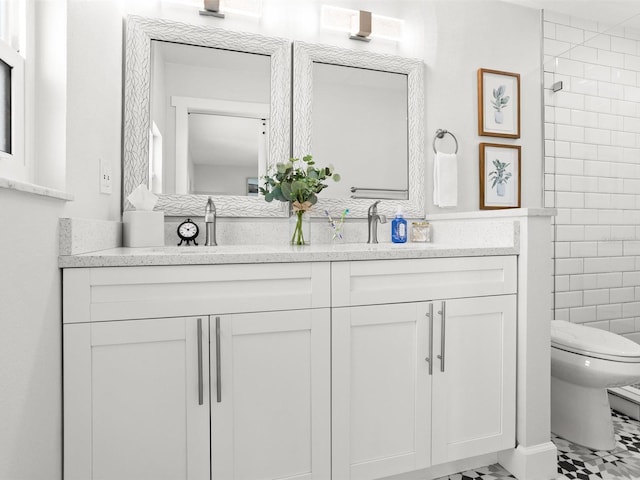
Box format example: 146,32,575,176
550,320,640,451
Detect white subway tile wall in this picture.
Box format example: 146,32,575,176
545,15,640,341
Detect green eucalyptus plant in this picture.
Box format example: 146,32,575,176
260,155,340,245
260,155,340,205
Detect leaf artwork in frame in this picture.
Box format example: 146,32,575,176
479,143,521,210
478,68,520,138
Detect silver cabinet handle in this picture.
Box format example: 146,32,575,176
437,301,446,372
215,316,222,403
425,303,434,375
197,318,203,406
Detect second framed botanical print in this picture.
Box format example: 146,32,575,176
479,143,521,210
478,68,520,138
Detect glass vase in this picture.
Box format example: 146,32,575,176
290,210,311,245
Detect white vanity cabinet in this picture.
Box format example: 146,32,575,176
332,302,432,479
331,256,517,480
430,295,516,465
62,254,518,480
210,309,331,480
63,316,210,480
63,262,331,480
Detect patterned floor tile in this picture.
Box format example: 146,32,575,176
436,463,521,480
435,410,640,480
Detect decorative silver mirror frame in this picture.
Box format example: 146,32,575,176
123,15,290,217
293,41,425,218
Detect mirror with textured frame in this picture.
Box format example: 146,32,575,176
293,41,424,218
124,17,425,218
123,15,290,217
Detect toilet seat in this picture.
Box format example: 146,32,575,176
551,320,640,363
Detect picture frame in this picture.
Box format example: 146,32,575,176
246,177,259,196
478,68,520,138
479,143,521,210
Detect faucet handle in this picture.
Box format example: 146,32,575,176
379,214,387,224
204,196,216,222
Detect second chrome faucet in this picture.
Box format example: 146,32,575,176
367,200,387,244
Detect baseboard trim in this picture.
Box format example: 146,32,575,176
428,453,498,479
609,389,640,421
498,442,558,480
382,453,497,480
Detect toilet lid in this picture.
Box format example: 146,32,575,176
551,320,640,362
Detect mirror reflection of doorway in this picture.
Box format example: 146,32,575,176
150,39,271,196
171,95,270,196
186,113,267,196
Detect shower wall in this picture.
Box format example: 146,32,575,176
544,11,640,342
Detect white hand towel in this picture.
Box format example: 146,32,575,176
433,152,458,208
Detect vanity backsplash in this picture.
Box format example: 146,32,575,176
58,209,536,258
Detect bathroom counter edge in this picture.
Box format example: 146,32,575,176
58,243,519,268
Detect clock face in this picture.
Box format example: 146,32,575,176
178,220,198,239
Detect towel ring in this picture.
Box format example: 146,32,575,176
433,129,459,154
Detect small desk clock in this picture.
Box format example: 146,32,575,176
177,218,199,246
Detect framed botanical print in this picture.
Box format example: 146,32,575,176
479,143,521,210
478,68,520,138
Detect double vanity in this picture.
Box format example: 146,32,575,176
60,210,558,480
58,12,558,480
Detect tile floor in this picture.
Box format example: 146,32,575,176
437,410,640,480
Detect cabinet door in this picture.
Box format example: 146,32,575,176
211,309,331,480
431,295,516,465
63,317,210,480
332,303,431,480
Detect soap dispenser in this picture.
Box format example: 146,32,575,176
391,207,408,243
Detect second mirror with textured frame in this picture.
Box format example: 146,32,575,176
123,15,290,217
293,41,425,218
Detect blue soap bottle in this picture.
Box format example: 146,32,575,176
391,208,408,243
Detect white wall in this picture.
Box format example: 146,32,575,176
34,1,67,190
0,1,544,479
64,0,123,220
544,12,640,341
424,1,542,213
0,190,65,480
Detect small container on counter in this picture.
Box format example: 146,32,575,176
391,208,408,243
411,221,431,243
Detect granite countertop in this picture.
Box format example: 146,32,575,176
57,208,549,268
58,242,519,268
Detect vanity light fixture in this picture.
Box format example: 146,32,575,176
320,5,403,42
200,0,225,18
350,10,372,42
199,0,262,19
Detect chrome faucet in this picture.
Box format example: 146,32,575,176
204,196,217,246
367,200,387,244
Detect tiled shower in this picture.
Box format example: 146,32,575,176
544,11,640,342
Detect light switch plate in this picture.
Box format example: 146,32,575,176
100,158,112,194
